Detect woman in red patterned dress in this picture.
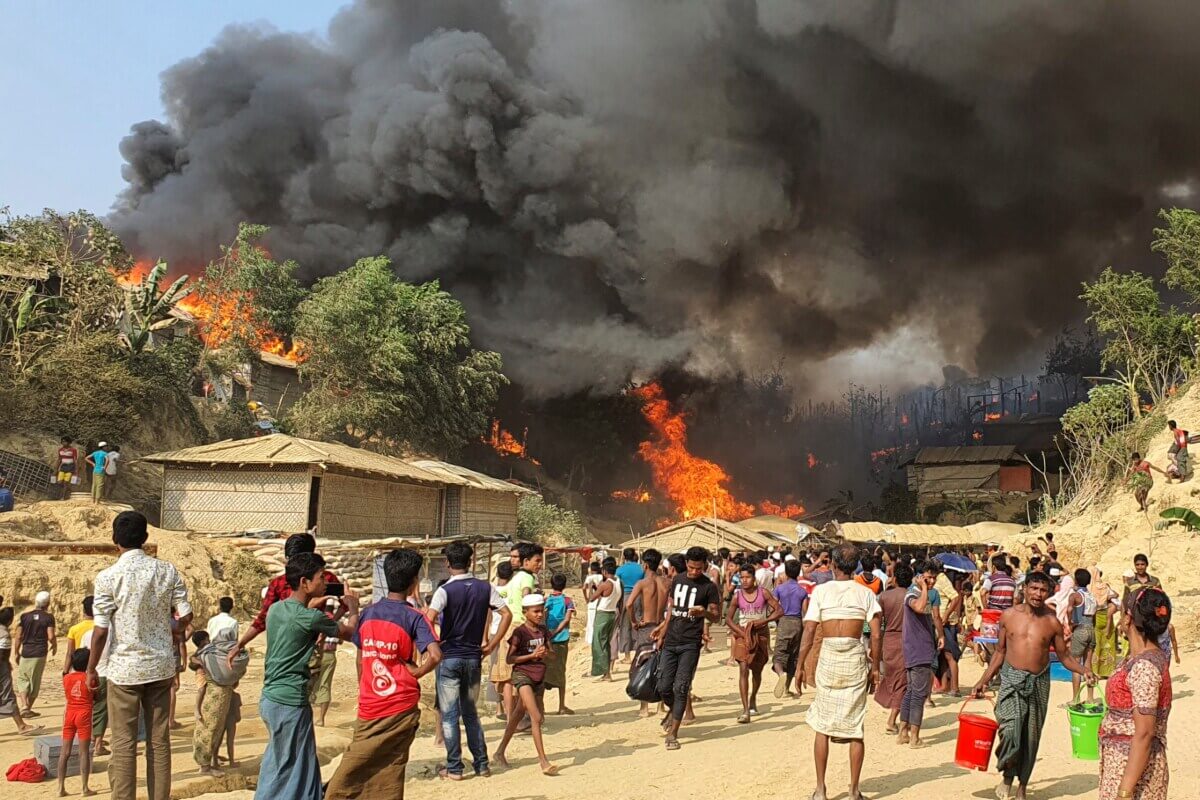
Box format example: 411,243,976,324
1098,587,1172,800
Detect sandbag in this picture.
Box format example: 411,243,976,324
625,647,661,703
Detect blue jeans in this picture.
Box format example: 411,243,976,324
436,658,487,776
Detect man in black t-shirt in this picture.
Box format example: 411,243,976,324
652,546,721,751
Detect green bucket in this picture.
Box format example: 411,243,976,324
1067,703,1104,760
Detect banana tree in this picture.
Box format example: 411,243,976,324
3,283,60,372
118,261,191,355
1156,506,1200,532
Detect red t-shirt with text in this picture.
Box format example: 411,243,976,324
352,598,437,721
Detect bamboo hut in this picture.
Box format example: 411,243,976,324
621,517,785,554
143,434,462,538
407,459,533,538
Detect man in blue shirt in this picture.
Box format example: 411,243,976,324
85,443,108,504
427,541,511,780
614,548,644,663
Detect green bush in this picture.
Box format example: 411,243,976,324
517,494,587,545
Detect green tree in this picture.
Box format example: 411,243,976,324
517,494,587,544
1080,267,1192,415
289,257,506,454
1153,208,1200,303
118,261,192,355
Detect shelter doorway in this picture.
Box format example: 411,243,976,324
307,476,321,529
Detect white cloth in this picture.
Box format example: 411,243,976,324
872,568,889,590
205,612,240,641
596,577,622,612
104,451,120,476
92,549,192,686
804,579,883,623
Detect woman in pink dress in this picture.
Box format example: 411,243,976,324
1098,587,1172,800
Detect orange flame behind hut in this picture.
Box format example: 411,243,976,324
631,382,804,521
486,421,541,465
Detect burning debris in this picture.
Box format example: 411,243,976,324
485,421,540,466
610,488,652,503
631,382,804,522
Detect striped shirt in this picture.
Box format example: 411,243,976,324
984,571,1016,610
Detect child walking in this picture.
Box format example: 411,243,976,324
59,647,95,797
494,595,559,775
543,575,576,715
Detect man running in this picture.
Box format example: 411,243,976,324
626,549,665,716
651,546,720,751
972,571,1095,800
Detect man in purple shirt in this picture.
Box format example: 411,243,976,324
770,559,810,699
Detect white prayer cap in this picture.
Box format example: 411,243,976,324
1049,567,1063,577
98,441,107,448
785,555,797,562
771,552,782,562
34,591,50,607
522,594,545,608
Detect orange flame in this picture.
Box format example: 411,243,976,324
900,413,910,426
972,430,984,441
611,488,652,503
758,500,805,518
870,446,899,462
807,452,820,469
631,382,804,521
486,421,541,465
984,412,1002,421
113,260,154,287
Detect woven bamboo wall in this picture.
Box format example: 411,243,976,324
318,472,440,539
161,467,310,532
461,487,518,537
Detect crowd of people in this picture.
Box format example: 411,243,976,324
49,438,121,503
0,511,1181,800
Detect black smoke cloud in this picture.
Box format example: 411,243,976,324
111,0,1200,398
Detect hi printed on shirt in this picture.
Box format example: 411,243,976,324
671,583,697,618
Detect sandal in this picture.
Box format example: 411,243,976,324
665,738,681,750
737,712,751,724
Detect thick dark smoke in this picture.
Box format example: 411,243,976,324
112,0,1200,398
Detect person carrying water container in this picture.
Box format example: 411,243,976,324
1067,569,1099,704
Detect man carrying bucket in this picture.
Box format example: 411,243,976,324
972,571,1095,800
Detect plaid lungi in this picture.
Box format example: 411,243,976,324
806,636,870,740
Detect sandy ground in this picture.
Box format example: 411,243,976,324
1,625,1195,800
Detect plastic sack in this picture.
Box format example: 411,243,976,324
625,647,661,702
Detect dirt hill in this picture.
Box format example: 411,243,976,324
999,386,1200,645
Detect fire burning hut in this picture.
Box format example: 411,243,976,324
143,434,524,539
621,517,788,555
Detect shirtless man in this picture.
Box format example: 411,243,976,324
627,548,665,716
972,571,1095,800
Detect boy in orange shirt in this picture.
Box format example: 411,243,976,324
59,647,94,796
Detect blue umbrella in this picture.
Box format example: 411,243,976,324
934,552,977,573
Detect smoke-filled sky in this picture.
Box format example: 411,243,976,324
110,0,1200,398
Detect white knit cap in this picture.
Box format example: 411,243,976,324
784,554,796,562
522,593,546,608
34,591,50,607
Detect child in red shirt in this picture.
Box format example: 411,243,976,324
494,594,558,776
60,647,94,796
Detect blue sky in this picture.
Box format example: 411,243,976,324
0,2,340,217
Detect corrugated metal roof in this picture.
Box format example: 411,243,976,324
916,464,1000,492
407,459,535,495
142,434,456,485
914,445,1017,465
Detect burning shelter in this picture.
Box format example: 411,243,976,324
143,434,525,539
621,517,788,554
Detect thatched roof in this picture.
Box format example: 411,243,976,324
408,459,535,495
832,520,1014,547
738,514,805,540
621,517,786,553
143,434,455,486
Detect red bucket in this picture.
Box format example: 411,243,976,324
955,697,998,771
980,609,1002,640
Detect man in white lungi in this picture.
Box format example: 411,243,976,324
796,543,882,800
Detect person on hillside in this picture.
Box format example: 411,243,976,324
256,553,360,800
15,590,56,717
614,548,643,664
1127,453,1166,512
1098,587,1173,800
205,597,238,642
982,555,1017,611
1123,554,1161,604
324,550,437,799
0,608,37,736
626,548,665,716
59,646,95,797
543,574,575,716
54,437,80,500
771,558,809,699
972,571,1095,800
429,541,511,780
875,562,911,734
1167,418,1192,480
493,595,558,776
84,444,107,504
587,558,620,681
796,543,882,800
87,511,192,800
727,562,782,723
102,445,121,500
897,561,943,748
652,546,721,751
